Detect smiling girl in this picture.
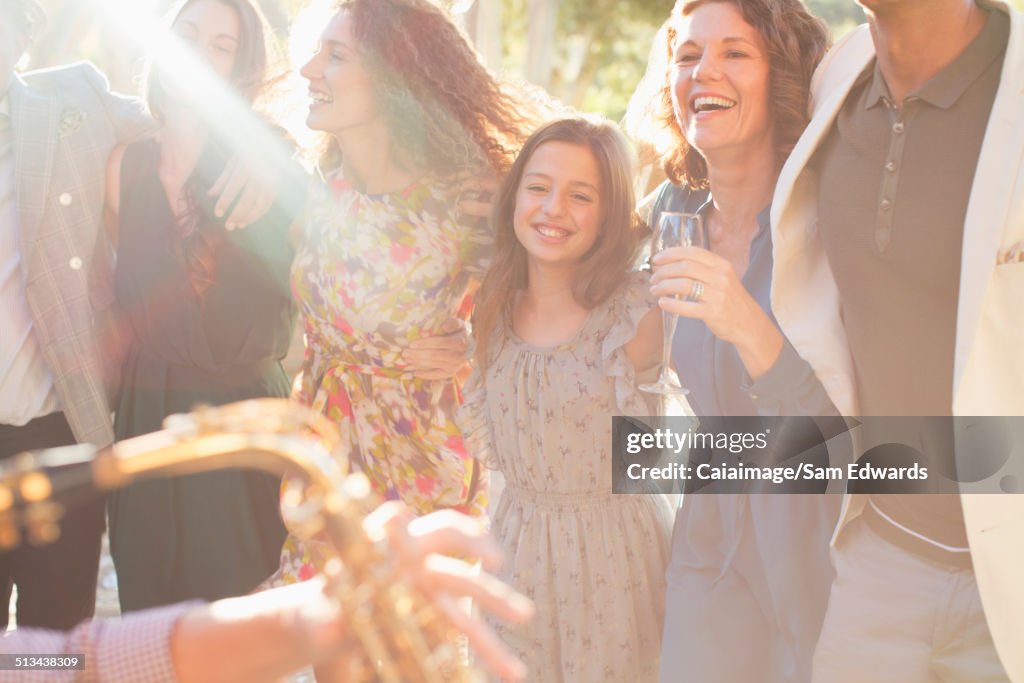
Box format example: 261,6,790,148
461,117,688,681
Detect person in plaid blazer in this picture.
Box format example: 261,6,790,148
0,0,276,630
5,54,154,448
0,0,154,631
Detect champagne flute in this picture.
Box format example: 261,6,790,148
640,212,705,395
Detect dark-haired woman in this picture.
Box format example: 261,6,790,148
628,1,839,681
104,0,296,611
272,0,544,584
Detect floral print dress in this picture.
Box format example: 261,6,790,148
275,173,490,583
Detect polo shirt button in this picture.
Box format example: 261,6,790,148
885,160,897,172
880,199,892,212
69,257,83,270
892,122,905,134
59,192,73,206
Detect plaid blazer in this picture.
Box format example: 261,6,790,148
9,62,153,447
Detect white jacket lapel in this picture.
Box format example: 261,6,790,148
772,25,875,242
770,26,875,417
954,2,1024,404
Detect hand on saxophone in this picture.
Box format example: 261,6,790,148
169,503,531,683
364,502,534,679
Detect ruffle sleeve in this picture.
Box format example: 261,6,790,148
600,271,697,421
456,362,502,471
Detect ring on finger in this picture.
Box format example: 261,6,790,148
685,280,705,303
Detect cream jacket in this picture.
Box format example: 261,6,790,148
771,2,1024,679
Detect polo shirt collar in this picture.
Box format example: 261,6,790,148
863,7,1008,111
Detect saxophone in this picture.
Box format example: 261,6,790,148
0,399,483,683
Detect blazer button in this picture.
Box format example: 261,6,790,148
59,193,73,206
69,257,83,270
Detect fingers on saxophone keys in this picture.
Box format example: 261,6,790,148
408,510,504,570
363,501,414,546
421,554,533,623
433,593,529,682
366,504,504,571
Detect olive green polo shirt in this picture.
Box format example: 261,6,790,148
815,8,1009,547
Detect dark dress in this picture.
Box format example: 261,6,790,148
647,181,841,683
108,139,295,611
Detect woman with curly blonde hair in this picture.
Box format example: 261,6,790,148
273,0,544,584
625,0,838,680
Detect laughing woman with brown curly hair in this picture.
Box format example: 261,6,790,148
272,0,545,584
627,1,837,681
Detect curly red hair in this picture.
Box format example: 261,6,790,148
322,0,546,176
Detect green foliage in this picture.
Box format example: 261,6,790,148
498,0,869,120
804,0,865,38
560,0,668,120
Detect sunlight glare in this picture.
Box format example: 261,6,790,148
88,0,303,188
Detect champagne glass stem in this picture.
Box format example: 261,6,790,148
658,310,679,385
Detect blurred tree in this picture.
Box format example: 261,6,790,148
31,0,1019,128
804,0,865,35
500,0,666,118
461,0,504,70
500,0,869,120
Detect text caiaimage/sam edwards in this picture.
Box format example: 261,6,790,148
627,462,929,484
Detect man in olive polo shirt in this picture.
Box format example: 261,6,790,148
770,0,1024,680
813,0,1007,570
